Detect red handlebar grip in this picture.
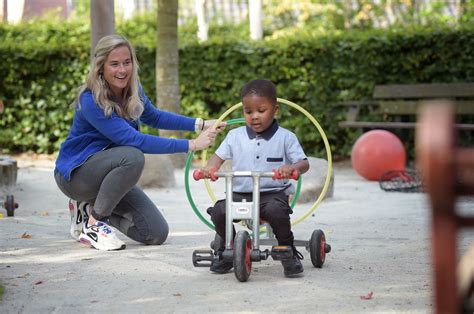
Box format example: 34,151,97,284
193,169,203,181
290,169,299,180
272,169,299,180
193,169,218,181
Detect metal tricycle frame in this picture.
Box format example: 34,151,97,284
192,169,330,282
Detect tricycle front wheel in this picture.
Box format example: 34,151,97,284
233,231,252,282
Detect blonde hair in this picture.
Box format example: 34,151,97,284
74,34,143,120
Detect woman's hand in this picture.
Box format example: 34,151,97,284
203,119,226,132
190,127,220,151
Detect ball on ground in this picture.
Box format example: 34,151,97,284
351,130,406,181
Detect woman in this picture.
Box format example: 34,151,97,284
54,34,223,251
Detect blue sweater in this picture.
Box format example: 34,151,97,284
55,89,196,180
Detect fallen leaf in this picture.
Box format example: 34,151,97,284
21,232,32,239
34,281,43,285
40,211,49,216
360,291,373,300
173,293,182,297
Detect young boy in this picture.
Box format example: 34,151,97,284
201,79,310,277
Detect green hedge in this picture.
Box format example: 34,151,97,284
1,25,473,158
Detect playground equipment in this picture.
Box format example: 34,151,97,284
185,98,333,230
191,169,331,282
416,100,474,313
188,98,333,282
0,155,19,217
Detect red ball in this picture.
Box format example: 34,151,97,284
351,130,406,181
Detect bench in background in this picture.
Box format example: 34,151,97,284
338,82,474,130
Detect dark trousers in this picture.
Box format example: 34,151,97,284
207,191,294,248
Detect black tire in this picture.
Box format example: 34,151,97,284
233,231,252,282
309,229,326,268
5,195,16,217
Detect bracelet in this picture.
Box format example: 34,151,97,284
195,118,203,133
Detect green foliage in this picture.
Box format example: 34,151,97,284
0,41,88,153
1,20,473,158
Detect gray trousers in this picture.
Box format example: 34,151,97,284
55,146,169,245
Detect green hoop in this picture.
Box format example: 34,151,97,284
185,98,333,229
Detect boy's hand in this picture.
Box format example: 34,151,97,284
277,165,298,179
200,166,218,180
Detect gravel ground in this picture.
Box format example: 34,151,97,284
0,158,473,313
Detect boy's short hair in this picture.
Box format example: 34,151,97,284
240,79,277,105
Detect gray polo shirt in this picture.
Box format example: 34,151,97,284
215,120,307,194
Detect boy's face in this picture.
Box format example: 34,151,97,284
242,95,279,133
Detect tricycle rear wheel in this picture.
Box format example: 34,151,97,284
309,229,326,268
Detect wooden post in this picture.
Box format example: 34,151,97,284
0,155,18,194
416,101,468,313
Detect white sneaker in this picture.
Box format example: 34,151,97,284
79,220,126,251
69,200,89,241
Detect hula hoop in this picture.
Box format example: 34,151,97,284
185,98,332,229
184,118,302,230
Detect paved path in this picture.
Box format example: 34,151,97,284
1,161,473,313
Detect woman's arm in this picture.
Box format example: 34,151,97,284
139,92,196,131
80,92,190,154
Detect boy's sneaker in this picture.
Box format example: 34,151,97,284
281,247,304,277
79,221,126,251
69,200,89,241
210,249,233,274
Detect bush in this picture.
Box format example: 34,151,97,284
1,20,473,157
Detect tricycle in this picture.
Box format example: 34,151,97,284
192,169,331,282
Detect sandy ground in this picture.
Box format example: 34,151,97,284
0,156,473,313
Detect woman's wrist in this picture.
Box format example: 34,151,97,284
189,139,196,152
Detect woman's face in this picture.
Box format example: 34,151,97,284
103,45,133,99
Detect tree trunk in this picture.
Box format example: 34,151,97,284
156,0,185,167
343,0,353,29
1,0,7,23
90,0,115,62
249,0,262,40
457,0,466,22
195,0,208,41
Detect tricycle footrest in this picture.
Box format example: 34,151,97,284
192,250,214,267
270,245,293,260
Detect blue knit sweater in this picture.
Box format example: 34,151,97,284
55,89,195,180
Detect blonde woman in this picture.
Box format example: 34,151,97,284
55,34,224,251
